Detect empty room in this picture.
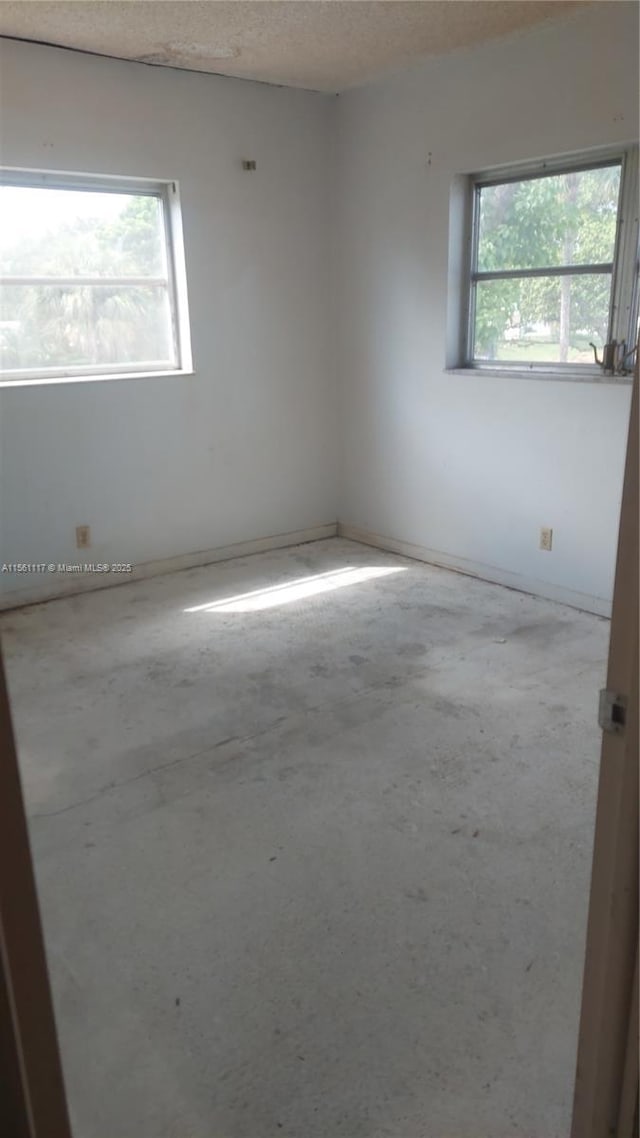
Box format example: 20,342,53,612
0,2,638,1136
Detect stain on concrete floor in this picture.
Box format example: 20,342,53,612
0,538,607,1138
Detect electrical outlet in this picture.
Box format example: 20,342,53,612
76,525,91,549
540,527,553,552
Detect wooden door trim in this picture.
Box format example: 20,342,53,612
571,368,639,1138
0,648,72,1138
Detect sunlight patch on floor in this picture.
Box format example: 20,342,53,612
184,565,407,614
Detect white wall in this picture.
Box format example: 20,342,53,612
335,2,638,613
0,39,338,605
1,5,638,614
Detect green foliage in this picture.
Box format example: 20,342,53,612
473,166,620,362
0,194,169,370
97,194,165,276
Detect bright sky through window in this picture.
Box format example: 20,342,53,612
0,173,190,383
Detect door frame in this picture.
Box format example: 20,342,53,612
571,367,639,1138
0,650,72,1138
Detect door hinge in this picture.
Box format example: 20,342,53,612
598,689,627,735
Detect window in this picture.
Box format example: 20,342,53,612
463,147,639,376
0,171,191,384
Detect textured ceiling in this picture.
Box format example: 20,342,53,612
0,0,592,92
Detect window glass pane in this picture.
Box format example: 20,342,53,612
477,165,621,272
0,283,174,372
0,187,166,278
473,273,613,364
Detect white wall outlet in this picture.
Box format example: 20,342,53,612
76,525,91,549
540,527,553,552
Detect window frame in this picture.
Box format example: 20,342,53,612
0,168,193,386
460,146,639,380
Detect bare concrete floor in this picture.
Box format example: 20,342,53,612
0,538,608,1138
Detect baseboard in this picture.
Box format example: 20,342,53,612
1,520,611,617
338,522,612,618
0,523,338,612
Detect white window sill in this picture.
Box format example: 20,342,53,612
445,367,633,385
0,369,195,388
